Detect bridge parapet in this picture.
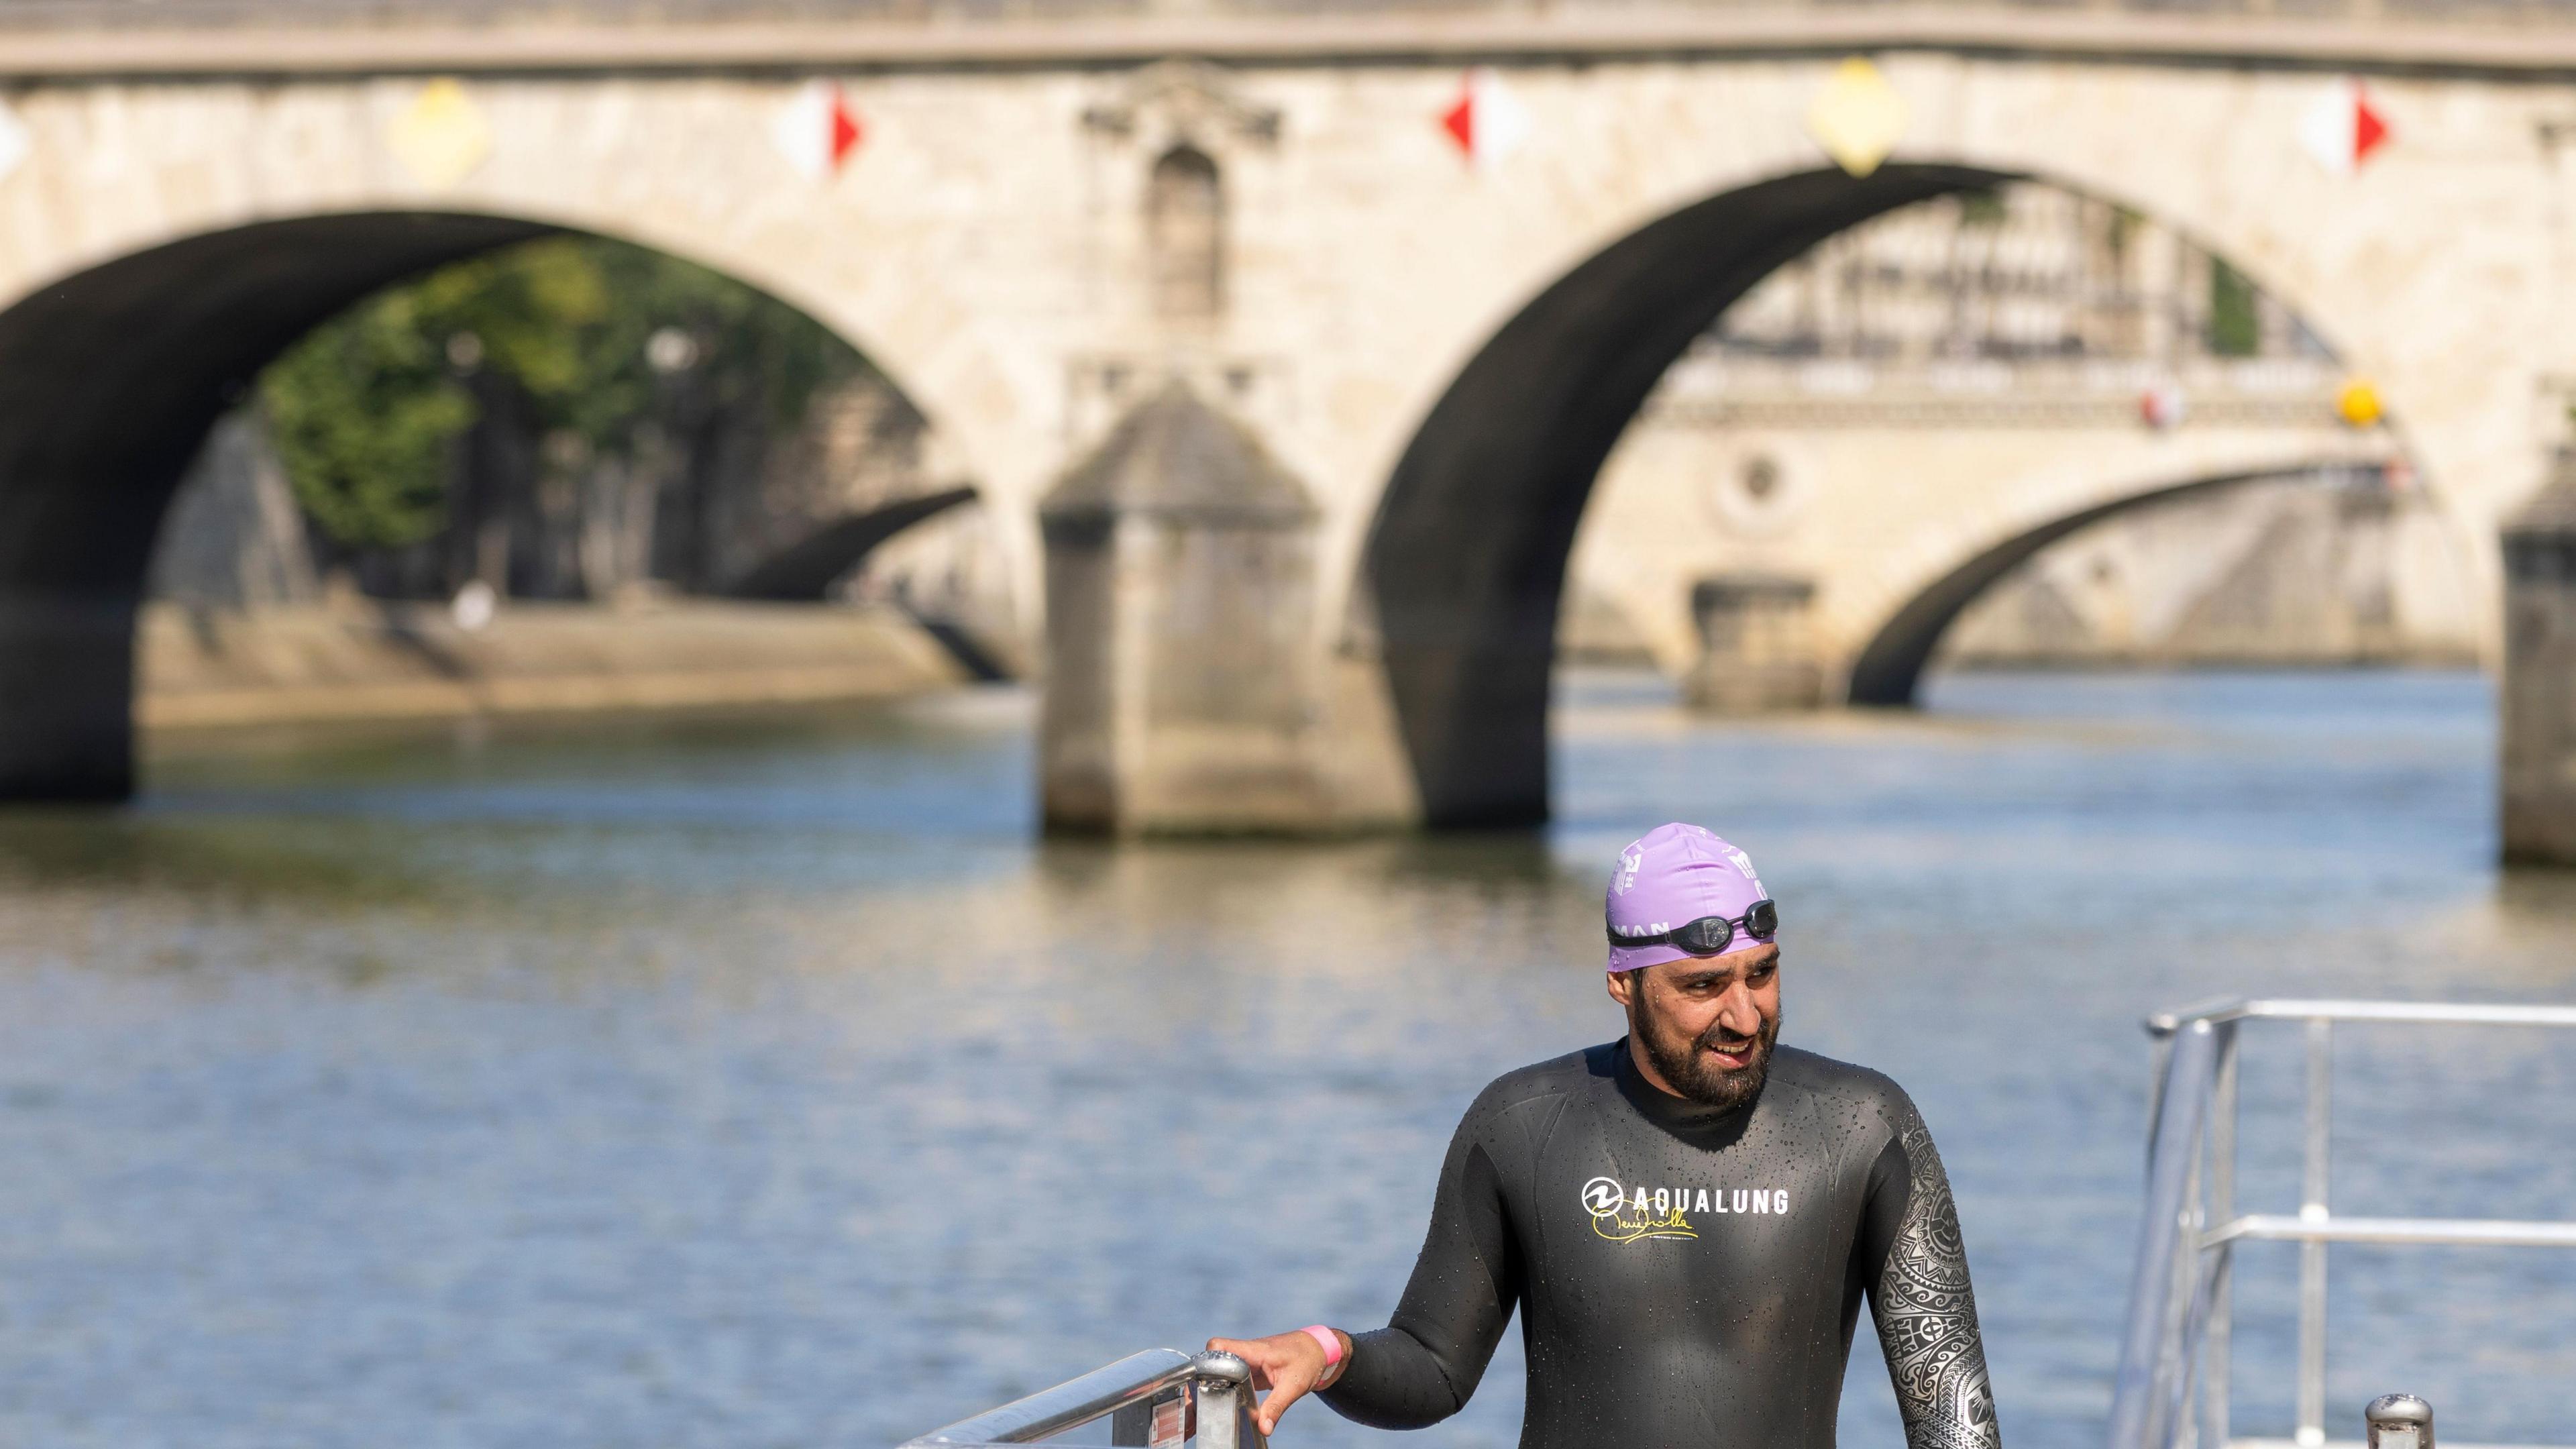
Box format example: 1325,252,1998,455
9,0,2576,25
7,0,2576,75
1648,355,2353,431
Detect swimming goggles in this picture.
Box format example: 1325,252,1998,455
1606,900,1779,956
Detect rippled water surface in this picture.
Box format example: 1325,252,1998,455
3,669,2573,1449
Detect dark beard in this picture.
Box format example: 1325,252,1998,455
1636,994,1780,1110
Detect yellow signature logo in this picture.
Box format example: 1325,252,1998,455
1581,1175,1699,1244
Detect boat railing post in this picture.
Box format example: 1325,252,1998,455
1189,1350,1267,1449
2108,1016,2217,1449
2169,1134,2213,1449
2147,1021,2176,1169
2200,1018,2238,1449
2296,1017,2333,1448
2364,1393,2433,1449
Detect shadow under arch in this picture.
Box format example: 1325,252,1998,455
1845,458,2396,706
1363,162,2006,828
0,210,928,802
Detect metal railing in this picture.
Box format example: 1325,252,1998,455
2108,1000,2576,1449
898,1348,1269,1449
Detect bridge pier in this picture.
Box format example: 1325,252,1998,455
1037,382,1415,835
2502,457,2576,866
0,592,138,802
1682,574,1828,712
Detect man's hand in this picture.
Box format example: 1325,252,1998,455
1205,1328,1352,1437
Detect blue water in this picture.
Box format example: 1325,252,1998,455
1,669,2570,1448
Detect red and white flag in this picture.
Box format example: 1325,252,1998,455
1441,68,1532,171
2298,78,2390,177
773,79,863,180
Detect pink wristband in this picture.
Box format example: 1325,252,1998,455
1300,1324,1343,1367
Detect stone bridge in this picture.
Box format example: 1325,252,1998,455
2,0,2573,837
1580,353,2404,702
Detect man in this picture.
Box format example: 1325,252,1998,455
1213,822,2000,1448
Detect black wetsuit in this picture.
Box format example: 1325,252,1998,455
1320,1040,2000,1449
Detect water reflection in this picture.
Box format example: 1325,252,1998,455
1,669,2570,1448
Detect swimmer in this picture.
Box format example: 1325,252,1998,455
1212,822,2002,1449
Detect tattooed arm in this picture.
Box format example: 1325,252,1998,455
1858,1091,2002,1449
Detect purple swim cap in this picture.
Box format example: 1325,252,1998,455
1605,822,1775,973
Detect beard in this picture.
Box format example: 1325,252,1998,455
1635,991,1780,1111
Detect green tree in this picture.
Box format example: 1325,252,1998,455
2208,257,2261,358
260,235,865,560
260,288,473,550
1955,186,2008,229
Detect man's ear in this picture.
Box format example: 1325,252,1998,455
1605,968,1636,1008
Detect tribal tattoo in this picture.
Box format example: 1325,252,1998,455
1870,1104,2002,1449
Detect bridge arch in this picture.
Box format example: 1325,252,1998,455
0,209,961,800
1362,160,2426,827
1843,455,2403,705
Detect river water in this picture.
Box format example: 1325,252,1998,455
2,669,2572,1449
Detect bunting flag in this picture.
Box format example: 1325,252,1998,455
1440,68,1532,171
1805,58,1908,179
2300,78,2390,176
386,78,492,190
0,99,27,186
773,80,864,180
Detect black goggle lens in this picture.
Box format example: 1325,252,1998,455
1678,917,1735,955
1745,899,1779,940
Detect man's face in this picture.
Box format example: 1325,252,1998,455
1605,944,1781,1110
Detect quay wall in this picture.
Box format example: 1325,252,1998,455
135,600,968,731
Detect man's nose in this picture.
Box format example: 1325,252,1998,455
1716,984,1763,1037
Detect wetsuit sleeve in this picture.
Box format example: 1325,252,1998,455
1318,1105,1522,1429
1858,1092,2003,1449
